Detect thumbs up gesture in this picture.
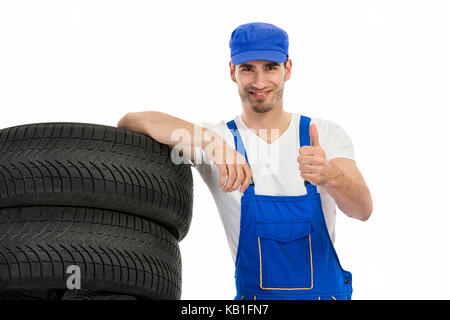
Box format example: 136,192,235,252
297,124,331,187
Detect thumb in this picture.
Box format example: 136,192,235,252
309,123,320,147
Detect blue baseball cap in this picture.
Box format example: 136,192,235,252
229,22,289,65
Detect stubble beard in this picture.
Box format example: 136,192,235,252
239,85,284,114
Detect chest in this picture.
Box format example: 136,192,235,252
243,130,306,196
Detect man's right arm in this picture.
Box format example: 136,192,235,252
117,111,205,163
117,111,253,193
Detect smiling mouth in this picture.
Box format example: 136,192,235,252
249,90,272,99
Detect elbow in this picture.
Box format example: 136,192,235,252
117,112,135,129
357,199,373,222
344,196,372,222
117,111,161,129
116,111,162,137
354,185,373,222
358,210,372,222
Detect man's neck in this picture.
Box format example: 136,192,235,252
240,104,292,143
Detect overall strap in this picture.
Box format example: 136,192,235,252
299,115,319,195
226,119,255,192
226,120,250,166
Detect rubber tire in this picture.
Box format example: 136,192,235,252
0,122,193,240
0,289,58,300
0,206,182,300
60,289,138,300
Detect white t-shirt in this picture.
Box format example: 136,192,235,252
183,113,355,265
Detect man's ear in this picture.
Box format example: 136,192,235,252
284,58,292,81
229,61,237,83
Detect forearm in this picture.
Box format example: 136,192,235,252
323,162,373,221
117,111,215,149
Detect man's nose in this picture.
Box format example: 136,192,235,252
251,71,268,89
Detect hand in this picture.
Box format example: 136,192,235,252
297,124,332,187
202,131,253,193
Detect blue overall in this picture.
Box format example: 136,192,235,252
226,115,353,300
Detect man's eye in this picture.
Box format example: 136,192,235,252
268,66,278,70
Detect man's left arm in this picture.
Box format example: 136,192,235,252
297,124,373,221
323,157,372,221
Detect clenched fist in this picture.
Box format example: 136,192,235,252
297,124,332,187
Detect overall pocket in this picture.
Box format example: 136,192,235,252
256,221,313,290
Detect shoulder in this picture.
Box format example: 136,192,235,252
307,116,349,135
293,114,349,141
310,117,347,135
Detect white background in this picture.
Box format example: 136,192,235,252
1,0,449,299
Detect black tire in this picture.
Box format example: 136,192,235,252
0,122,193,240
0,206,182,300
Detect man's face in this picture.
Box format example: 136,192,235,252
230,59,292,113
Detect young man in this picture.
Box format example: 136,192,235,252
117,22,372,300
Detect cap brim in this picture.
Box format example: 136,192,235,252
231,50,287,65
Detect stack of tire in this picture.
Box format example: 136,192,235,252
0,122,193,300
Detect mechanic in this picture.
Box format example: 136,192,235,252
117,22,373,300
